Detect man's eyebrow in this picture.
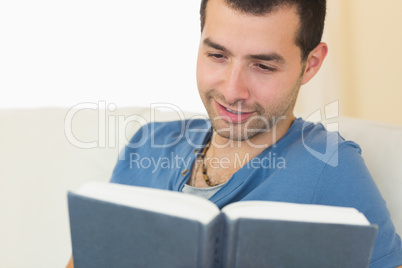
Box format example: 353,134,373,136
203,38,233,56
203,37,285,64
248,53,285,64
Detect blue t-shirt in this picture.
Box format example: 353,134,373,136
111,118,402,267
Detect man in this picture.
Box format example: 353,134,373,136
68,0,402,267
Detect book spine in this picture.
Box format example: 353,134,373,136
219,214,239,268
212,214,225,268
197,214,225,268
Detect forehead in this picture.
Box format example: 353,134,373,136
202,0,301,58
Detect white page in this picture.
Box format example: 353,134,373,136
222,201,370,226
74,181,220,225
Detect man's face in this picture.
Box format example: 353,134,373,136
196,0,306,142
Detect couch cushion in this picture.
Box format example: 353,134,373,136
0,107,199,267
338,117,402,234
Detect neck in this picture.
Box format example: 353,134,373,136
208,115,295,170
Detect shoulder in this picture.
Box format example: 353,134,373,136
291,120,402,266
111,119,211,184
298,118,361,153
280,118,362,169
127,119,211,148
111,119,210,187
287,119,372,196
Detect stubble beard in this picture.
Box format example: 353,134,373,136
203,90,277,142
211,106,281,142
202,77,302,142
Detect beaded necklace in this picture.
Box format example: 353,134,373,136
199,142,224,187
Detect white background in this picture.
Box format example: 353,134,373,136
0,0,206,113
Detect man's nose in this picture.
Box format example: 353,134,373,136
222,63,250,104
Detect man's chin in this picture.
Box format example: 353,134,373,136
213,124,266,142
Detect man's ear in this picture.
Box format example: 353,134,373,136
301,42,328,85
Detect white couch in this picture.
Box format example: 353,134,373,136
1,107,401,268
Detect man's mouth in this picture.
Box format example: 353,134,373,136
224,107,246,115
215,101,255,123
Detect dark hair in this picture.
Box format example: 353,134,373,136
200,0,326,61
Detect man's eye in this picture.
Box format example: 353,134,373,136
208,53,226,60
257,64,276,72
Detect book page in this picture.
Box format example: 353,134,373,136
74,181,221,225
222,201,370,225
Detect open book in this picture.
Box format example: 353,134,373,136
68,181,377,268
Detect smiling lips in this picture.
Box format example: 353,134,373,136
215,101,255,124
